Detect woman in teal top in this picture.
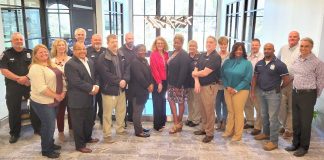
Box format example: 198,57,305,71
221,42,253,141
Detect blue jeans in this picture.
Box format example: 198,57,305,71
257,88,281,144
215,90,227,122
30,100,57,153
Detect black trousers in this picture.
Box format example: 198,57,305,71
292,89,317,150
132,98,145,135
152,80,167,130
6,85,41,137
70,107,94,149
125,89,133,121
93,91,103,125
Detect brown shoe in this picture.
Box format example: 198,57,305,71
251,129,261,135
193,130,206,135
104,136,115,143
263,142,278,151
279,127,285,135
77,147,92,153
202,135,214,143
87,138,99,143
254,133,270,140
282,131,292,139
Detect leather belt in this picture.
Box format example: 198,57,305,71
293,88,316,94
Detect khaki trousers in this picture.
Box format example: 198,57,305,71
187,88,202,124
279,83,293,132
244,87,262,130
199,84,217,136
224,90,249,139
102,91,126,137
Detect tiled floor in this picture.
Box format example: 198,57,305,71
0,120,324,160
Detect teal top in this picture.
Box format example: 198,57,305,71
221,57,253,91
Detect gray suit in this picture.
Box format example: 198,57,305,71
64,56,96,149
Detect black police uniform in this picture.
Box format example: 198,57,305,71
0,47,41,138
86,46,106,125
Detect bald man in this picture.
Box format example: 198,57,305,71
277,31,300,139
251,43,290,151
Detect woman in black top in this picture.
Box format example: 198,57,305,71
167,34,190,134
129,44,154,137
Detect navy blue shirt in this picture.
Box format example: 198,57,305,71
255,56,288,91
196,50,222,86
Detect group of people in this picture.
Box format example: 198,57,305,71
0,28,323,158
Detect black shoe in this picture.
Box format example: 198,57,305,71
136,132,150,138
42,151,60,158
9,135,19,144
251,129,261,135
293,148,308,157
193,130,206,135
189,122,199,127
185,120,192,126
143,128,150,132
285,145,298,152
53,144,62,150
202,135,214,143
243,124,254,129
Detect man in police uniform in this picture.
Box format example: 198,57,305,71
0,32,41,143
87,34,106,126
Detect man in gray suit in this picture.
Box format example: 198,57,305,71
65,42,99,153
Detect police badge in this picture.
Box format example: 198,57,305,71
26,52,31,59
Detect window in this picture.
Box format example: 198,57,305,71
133,0,218,52
103,0,124,46
225,0,264,52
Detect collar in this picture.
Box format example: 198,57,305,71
78,57,88,63
298,53,315,61
105,49,123,61
249,52,261,58
263,56,277,64
289,44,299,51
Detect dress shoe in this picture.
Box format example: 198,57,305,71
53,144,61,150
143,128,150,132
34,131,41,136
243,124,254,129
87,138,99,143
282,131,293,139
117,131,128,135
202,135,214,143
9,135,19,144
231,136,241,142
42,151,60,158
285,145,298,152
220,121,226,131
189,122,199,127
222,133,233,138
104,136,115,143
263,142,278,151
293,148,308,157
193,130,206,135
279,127,285,135
136,132,150,138
185,120,192,126
254,133,269,140
251,129,261,135
77,147,92,153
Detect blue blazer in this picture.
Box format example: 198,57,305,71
64,56,96,109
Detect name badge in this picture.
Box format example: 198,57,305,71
91,55,95,58
270,64,275,70
26,53,31,59
10,58,15,61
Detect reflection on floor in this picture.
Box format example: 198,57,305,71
0,120,324,160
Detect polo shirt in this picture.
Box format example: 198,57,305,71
196,50,221,86
86,46,106,63
254,56,288,91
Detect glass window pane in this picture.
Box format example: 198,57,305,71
206,0,217,16
117,14,122,35
193,0,204,16
175,0,188,15
133,16,144,45
47,0,58,8
59,14,71,38
204,17,217,38
1,9,24,42
28,39,42,49
144,23,156,50
245,12,252,42
104,14,111,33
237,13,244,40
160,28,174,50
192,17,205,51
25,9,41,39
24,0,40,8
48,14,60,37
161,0,174,15
145,0,156,15
257,0,265,9
58,4,69,9
254,10,264,39
0,0,21,6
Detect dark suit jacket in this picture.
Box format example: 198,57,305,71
64,56,96,109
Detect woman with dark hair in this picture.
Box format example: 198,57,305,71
221,42,253,141
129,44,154,137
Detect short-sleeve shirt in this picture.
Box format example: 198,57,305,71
196,50,221,86
254,56,288,91
0,47,32,86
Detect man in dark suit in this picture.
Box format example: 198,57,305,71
65,42,99,153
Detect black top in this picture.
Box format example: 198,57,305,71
95,49,130,96
167,49,191,88
129,56,153,105
118,44,136,65
86,46,106,63
0,47,32,86
184,53,201,88
255,56,289,91
196,50,222,86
